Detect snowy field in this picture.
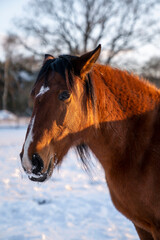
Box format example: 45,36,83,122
0,126,138,240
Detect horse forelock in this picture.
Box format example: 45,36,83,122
32,56,75,94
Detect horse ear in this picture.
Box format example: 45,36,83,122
43,54,55,64
71,44,101,78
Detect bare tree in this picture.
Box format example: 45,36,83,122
2,35,17,110
2,59,10,110
140,57,160,86
2,34,37,113
14,0,160,64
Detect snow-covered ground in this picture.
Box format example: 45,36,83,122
0,110,29,128
0,126,138,240
0,110,17,121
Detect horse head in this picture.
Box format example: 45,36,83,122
20,45,101,182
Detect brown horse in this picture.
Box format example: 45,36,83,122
20,45,160,240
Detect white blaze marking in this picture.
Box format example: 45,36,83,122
22,116,35,172
36,85,50,97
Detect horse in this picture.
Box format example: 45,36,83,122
20,44,160,240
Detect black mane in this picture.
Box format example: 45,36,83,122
35,56,75,88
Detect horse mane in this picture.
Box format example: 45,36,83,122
34,57,73,88
91,64,160,121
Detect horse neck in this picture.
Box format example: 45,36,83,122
85,64,160,169
90,64,160,123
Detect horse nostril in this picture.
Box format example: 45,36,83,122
32,153,44,175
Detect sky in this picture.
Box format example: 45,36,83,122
0,0,27,33
0,0,30,60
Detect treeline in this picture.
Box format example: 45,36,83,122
0,56,39,116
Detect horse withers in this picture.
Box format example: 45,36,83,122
20,45,160,240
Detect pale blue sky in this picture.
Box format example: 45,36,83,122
0,0,30,59
0,0,29,34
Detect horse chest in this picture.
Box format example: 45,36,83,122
105,161,147,213
106,177,144,227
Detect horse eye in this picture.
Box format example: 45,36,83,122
58,91,70,101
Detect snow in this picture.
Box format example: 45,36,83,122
0,126,138,240
0,110,17,120
0,111,30,128
18,71,34,82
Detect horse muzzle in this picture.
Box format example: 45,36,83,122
29,156,52,182
20,152,55,182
